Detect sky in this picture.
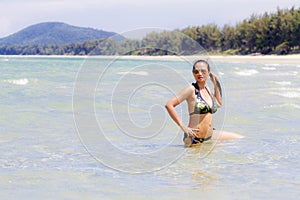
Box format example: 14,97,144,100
0,0,300,38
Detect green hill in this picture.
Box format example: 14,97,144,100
0,22,121,45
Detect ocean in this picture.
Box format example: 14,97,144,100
0,56,299,199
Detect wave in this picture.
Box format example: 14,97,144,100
271,71,298,76
288,71,298,76
218,71,224,76
235,69,259,76
117,71,148,76
264,63,281,67
3,78,29,85
271,87,300,92
262,66,276,71
270,91,300,99
264,103,300,109
270,81,291,86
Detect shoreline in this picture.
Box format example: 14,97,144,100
1,54,300,64
209,55,300,64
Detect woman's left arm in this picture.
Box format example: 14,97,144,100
210,72,222,107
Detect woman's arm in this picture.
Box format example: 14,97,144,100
210,73,222,107
165,86,198,137
165,96,182,127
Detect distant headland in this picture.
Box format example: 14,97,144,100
0,7,299,56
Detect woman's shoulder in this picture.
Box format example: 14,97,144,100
178,84,195,97
183,84,195,93
175,84,195,103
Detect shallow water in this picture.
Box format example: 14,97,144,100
0,56,299,199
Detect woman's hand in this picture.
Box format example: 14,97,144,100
209,72,218,84
180,125,199,137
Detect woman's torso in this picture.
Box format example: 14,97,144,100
187,84,216,138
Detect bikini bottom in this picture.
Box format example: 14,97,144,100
183,133,212,144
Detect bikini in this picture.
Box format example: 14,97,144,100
190,83,218,115
184,83,218,144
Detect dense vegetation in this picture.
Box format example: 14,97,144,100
0,7,299,55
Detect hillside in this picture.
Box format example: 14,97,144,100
0,7,299,55
0,22,120,45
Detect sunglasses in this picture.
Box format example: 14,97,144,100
193,69,208,75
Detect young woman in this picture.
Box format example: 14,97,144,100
165,60,244,147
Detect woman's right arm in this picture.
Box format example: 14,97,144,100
165,96,182,127
165,86,197,137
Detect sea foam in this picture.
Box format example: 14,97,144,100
264,63,281,67
264,103,300,109
262,66,276,71
4,78,29,85
235,69,259,76
270,91,300,99
270,81,291,86
117,71,149,76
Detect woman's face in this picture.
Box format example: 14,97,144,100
192,62,210,82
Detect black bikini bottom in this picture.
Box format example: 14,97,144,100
192,136,212,144
183,133,212,144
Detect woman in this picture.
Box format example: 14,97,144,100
165,60,243,147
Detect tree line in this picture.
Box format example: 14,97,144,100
0,7,299,55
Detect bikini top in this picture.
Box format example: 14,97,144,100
189,83,218,115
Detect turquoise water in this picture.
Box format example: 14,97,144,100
0,56,299,199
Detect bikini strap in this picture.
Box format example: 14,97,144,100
192,82,200,97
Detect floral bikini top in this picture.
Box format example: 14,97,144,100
189,83,218,115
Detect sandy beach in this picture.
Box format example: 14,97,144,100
209,55,300,64
1,54,300,64
117,54,300,64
